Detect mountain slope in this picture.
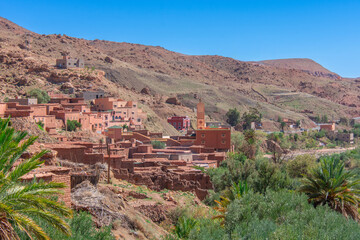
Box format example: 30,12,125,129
0,16,359,133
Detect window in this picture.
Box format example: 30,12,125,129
221,134,225,138
133,105,136,107
178,126,181,129
137,118,141,122
201,141,205,144
222,140,226,144
201,134,205,138
132,112,135,115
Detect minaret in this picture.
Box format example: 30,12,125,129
197,100,205,129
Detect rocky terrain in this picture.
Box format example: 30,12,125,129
1,16,360,132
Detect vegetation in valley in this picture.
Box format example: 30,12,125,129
164,130,360,240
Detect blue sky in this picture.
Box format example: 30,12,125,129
1,0,360,77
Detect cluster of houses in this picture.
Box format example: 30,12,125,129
9,55,356,204
0,91,146,140
15,99,231,200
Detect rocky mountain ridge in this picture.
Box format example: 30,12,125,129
1,16,359,132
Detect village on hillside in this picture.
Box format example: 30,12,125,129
1,55,359,202
2,41,360,238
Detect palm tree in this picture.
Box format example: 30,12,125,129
0,118,72,240
242,129,257,159
213,180,249,225
299,156,360,221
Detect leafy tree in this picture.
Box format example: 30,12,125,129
213,180,249,225
286,154,317,178
314,115,320,123
27,89,50,104
241,108,262,130
66,120,81,132
242,129,257,159
280,121,286,132
277,116,282,123
296,120,301,127
0,118,72,240
315,129,326,138
321,115,328,123
122,124,129,130
299,156,360,221
339,117,349,126
226,108,240,127
249,158,293,194
151,140,166,149
294,133,299,141
230,132,244,152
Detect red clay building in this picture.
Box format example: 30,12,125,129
194,128,231,151
167,116,191,131
319,123,336,131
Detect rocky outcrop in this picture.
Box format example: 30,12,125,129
71,180,168,239
140,87,151,95
165,97,181,105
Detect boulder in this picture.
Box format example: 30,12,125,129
104,56,113,63
140,87,151,95
61,82,74,89
165,97,181,105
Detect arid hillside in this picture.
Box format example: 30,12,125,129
1,16,359,132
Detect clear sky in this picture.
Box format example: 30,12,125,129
1,0,360,77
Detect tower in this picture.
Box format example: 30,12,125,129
197,100,205,129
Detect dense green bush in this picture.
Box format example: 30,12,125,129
151,140,166,149
224,190,360,239
207,154,295,195
66,120,82,131
185,191,360,239
27,88,50,103
286,154,317,178
226,108,240,126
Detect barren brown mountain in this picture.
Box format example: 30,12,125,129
1,16,359,133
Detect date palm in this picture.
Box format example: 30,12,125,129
213,180,249,225
299,156,360,221
0,118,72,239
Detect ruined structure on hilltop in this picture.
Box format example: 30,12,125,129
56,54,84,69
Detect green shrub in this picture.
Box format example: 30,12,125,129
286,154,317,178
151,140,166,149
27,88,50,103
226,108,240,126
66,120,81,131
225,190,360,239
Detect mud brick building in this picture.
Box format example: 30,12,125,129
76,90,105,101
167,116,191,131
194,128,231,151
56,55,84,69
8,98,37,105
